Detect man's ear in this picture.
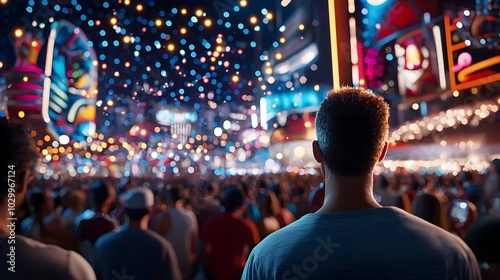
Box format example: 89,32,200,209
378,141,389,162
312,140,323,163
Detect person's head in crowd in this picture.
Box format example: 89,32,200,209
259,191,280,218
223,186,245,214
461,171,473,183
413,193,442,227
30,187,55,217
0,118,38,210
465,216,500,280
313,87,389,178
377,175,390,191
201,180,217,196
490,158,500,175
66,189,87,213
91,182,116,214
165,186,185,208
123,187,154,228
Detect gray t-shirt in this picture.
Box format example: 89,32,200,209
242,207,480,280
94,226,181,280
0,234,95,280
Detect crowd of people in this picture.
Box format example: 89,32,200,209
1,87,500,279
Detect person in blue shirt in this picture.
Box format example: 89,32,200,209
242,87,481,280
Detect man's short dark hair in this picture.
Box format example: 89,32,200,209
315,87,389,176
92,182,112,205
125,208,149,220
224,186,244,213
0,118,38,201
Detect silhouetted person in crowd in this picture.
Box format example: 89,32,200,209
483,159,500,215
242,87,480,279
201,187,259,280
152,186,198,280
21,187,56,239
94,187,181,280
0,118,95,279
75,182,118,266
465,216,500,280
255,191,280,239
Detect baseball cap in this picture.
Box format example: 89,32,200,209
123,187,154,210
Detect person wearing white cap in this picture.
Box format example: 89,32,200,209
94,187,181,280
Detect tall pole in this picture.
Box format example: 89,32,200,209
327,0,351,89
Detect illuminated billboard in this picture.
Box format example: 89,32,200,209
43,20,98,142
2,20,97,143
444,14,500,91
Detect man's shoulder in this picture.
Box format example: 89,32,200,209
16,235,69,256
9,235,95,279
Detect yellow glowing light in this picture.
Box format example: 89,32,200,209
279,37,286,43
0,61,3,68
180,28,187,34
18,111,25,118
167,44,175,51
275,53,282,60
299,24,305,30
266,13,273,20
181,8,187,15
453,90,459,97
0,0,8,5
123,35,131,44
136,4,143,11
110,155,116,162
240,0,248,7
196,9,203,17
31,41,38,47
155,19,162,26
412,103,419,110
250,16,257,24
204,19,212,27
14,28,23,38
314,84,320,91
216,45,222,52
124,0,130,5
232,75,239,83
22,76,28,82
107,100,114,106
110,17,117,25
265,67,273,75
304,121,312,128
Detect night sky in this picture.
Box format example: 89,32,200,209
0,0,304,120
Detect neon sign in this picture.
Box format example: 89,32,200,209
444,15,500,91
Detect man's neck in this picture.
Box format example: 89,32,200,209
127,216,149,230
317,172,382,213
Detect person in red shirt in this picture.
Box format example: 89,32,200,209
200,187,260,280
